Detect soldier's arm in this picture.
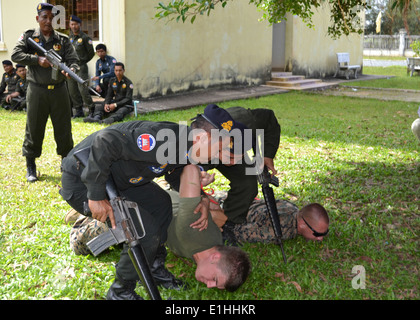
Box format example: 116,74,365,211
11,32,39,66
85,36,95,63
251,109,281,159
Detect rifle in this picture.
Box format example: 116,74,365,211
28,37,101,97
255,134,287,264
73,147,162,300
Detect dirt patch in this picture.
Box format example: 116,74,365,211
320,86,420,102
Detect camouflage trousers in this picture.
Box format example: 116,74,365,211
233,199,299,244
70,215,109,255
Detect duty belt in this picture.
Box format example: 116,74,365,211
29,81,65,90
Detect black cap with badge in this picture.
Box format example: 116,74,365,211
37,3,60,16
199,104,249,155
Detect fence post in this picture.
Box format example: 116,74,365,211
399,29,407,56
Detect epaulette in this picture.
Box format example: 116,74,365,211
55,30,69,39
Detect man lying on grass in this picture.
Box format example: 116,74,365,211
67,165,251,292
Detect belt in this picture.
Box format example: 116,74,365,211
29,81,65,90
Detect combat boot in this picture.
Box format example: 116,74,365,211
26,157,38,183
83,114,102,123
72,107,85,119
151,245,187,290
106,276,144,300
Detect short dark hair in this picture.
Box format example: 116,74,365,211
115,62,125,70
215,245,251,292
95,43,107,51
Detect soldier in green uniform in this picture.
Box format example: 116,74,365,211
6,64,28,111
0,60,19,109
84,62,133,125
60,104,248,299
11,3,80,183
68,15,95,118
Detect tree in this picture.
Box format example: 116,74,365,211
154,0,370,39
391,0,419,35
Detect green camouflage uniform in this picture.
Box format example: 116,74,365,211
70,215,109,255
233,199,298,243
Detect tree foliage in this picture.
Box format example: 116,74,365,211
365,0,420,35
154,0,370,39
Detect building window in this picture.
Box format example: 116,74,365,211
49,0,99,40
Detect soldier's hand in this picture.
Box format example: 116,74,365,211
38,56,53,68
191,197,210,231
88,199,116,229
264,157,277,176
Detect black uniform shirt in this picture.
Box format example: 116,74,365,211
62,121,193,200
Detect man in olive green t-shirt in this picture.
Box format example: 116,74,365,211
166,165,250,292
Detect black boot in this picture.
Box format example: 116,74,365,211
83,114,102,123
26,157,38,183
106,276,144,300
72,107,85,119
151,245,186,290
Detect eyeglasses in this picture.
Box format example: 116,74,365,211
302,216,329,237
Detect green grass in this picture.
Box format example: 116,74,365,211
0,87,419,300
349,66,420,90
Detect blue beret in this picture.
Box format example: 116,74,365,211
202,104,249,154
70,15,82,23
37,3,59,15
2,60,13,66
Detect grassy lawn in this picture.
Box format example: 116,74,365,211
0,82,419,300
348,66,420,90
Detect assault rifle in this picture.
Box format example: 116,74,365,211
28,37,101,97
255,134,287,264
73,147,162,300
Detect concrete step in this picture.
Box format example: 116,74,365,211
271,75,306,82
266,78,323,87
263,81,338,91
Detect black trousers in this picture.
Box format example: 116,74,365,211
60,171,172,282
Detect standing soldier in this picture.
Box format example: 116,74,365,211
11,3,80,183
68,15,95,118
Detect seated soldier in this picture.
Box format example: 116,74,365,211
91,43,116,98
0,60,19,109
84,62,133,125
6,64,28,111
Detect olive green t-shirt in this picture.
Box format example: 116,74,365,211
167,192,223,260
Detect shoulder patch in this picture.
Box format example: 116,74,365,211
137,133,156,152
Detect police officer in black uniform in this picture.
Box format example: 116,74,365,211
11,3,79,182
84,62,133,124
0,60,19,109
60,105,247,300
166,105,281,245
6,64,28,111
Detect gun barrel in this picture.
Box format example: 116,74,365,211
129,245,162,300
27,37,100,97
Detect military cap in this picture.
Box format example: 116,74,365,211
37,3,59,16
70,15,82,24
15,64,26,69
202,104,249,154
2,60,13,66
